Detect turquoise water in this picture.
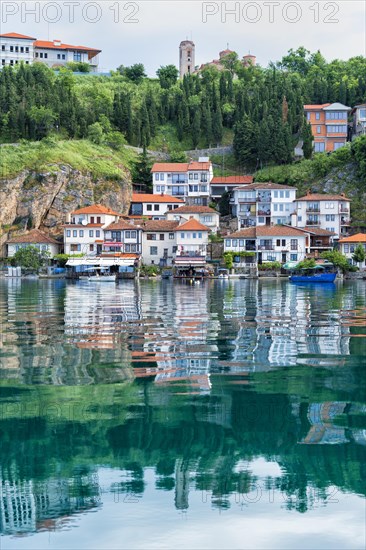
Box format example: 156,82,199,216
0,278,365,549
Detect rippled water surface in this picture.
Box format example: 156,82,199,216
0,278,365,549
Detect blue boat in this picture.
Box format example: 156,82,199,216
289,265,337,283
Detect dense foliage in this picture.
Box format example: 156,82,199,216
12,245,49,269
0,48,365,168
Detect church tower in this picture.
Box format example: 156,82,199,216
179,40,195,78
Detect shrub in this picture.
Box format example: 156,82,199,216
258,261,281,271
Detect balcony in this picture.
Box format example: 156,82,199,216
306,219,320,225
237,197,256,203
258,245,274,251
339,208,349,214
340,218,350,225
306,207,320,213
257,209,271,216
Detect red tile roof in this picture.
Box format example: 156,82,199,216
303,227,335,236
33,40,100,53
71,204,120,215
0,32,36,40
234,182,294,190
339,233,366,243
142,220,179,232
151,163,189,173
295,193,350,201
211,176,253,185
104,220,139,231
7,229,59,244
304,104,331,110
188,161,212,171
171,205,217,214
131,193,184,203
175,218,210,232
228,226,308,238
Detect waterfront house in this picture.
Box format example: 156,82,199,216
351,104,366,138
174,218,211,269
166,204,220,233
63,204,120,255
338,233,366,268
224,226,309,264
304,102,351,152
292,192,351,239
210,175,253,201
103,219,142,257
141,220,179,266
293,227,335,256
0,32,100,70
151,158,214,205
230,182,297,229
129,193,183,220
6,229,60,258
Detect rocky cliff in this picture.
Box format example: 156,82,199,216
0,163,132,253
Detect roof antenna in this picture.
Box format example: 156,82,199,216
227,42,229,50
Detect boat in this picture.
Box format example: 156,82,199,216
79,267,116,282
288,265,337,283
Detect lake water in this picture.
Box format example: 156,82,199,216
0,278,365,549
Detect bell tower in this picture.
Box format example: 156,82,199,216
179,40,195,78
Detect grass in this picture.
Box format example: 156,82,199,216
0,139,137,180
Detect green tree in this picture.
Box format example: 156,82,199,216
29,106,56,139
131,147,153,190
12,245,49,270
156,65,179,89
352,243,365,267
117,63,146,84
87,122,104,144
302,120,314,159
320,250,350,272
218,191,231,216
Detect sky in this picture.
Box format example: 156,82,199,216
1,1,365,74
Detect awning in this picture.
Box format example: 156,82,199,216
66,257,136,267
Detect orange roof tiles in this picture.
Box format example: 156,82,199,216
339,233,366,243
295,193,350,201
33,40,100,53
0,32,36,40
211,176,253,184
175,218,210,232
104,220,138,231
71,204,120,215
171,205,217,214
234,182,294,191
151,163,188,173
7,229,59,244
304,104,331,110
131,193,184,203
188,161,212,171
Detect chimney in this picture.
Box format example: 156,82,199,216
53,39,61,47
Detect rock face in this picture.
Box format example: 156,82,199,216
0,164,132,253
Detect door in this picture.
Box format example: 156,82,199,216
97,244,102,255
282,253,287,263
258,252,262,265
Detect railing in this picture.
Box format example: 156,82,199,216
258,245,274,251
306,219,320,225
176,252,205,258
306,208,320,213
339,208,349,213
257,210,271,216
340,218,350,225
237,197,256,203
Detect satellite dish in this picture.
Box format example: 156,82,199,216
81,219,88,226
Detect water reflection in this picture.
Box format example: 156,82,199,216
0,279,365,545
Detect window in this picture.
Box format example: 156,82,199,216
35,52,38,58
194,173,198,180
316,125,321,133
359,109,366,119
327,125,347,133
66,230,71,237
285,191,290,198
192,232,197,239
154,205,159,211
89,230,94,237
279,204,284,212
298,216,302,222
15,46,18,52
150,246,158,255
90,244,94,251
57,54,61,59
333,142,345,150
40,53,43,58
161,186,165,193
315,112,320,120
226,239,231,247
291,239,298,250
96,230,100,237
79,230,84,237
172,246,177,253
96,217,101,224
131,244,137,252
276,239,280,246
258,217,264,224
147,204,152,211
325,111,346,120
71,244,81,252
201,185,207,192
169,233,174,240
10,46,13,52
125,244,131,252
203,215,213,223
155,174,159,181
62,54,65,60
160,234,164,240
1,60,5,66
90,216,94,223
44,53,48,59
198,232,202,239
232,239,238,247
20,47,24,53
25,47,29,53
279,191,284,198
314,142,325,152
1,45,5,51
156,185,161,192
125,231,130,239
181,233,185,239
73,230,77,237
274,191,278,198
189,173,193,180
160,173,164,181
10,60,14,65
343,244,349,253
74,52,81,62
131,231,136,239
147,234,156,240
290,254,298,261
306,112,310,121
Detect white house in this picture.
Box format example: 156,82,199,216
0,32,100,70
210,175,253,201
292,192,351,239
129,193,183,220
141,220,179,266
151,158,214,206
352,104,366,137
174,218,211,269
6,229,60,258
166,204,220,233
103,219,143,256
63,204,120,255
0,32,35,68
224,226,309,264
338,233,366,268
230,182,297,229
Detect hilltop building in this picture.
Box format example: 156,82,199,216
304,102,351,152
351,104,366,137
179,40,195,78
0,32,100,71
292,192,351,239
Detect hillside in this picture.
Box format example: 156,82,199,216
0,139,134,251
